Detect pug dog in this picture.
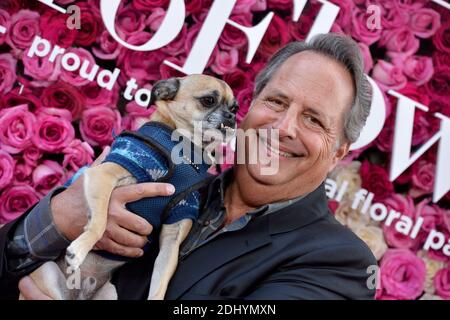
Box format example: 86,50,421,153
22,75,238,300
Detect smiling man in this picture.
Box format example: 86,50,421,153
0,33,377,300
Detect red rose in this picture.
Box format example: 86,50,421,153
360,160,394,202
0,9,10,46
219,14,252,51
0,185,40,224
433,20,450,54
425,66,450,106
266,0,291,10
40,10,77,48
1,87,42,113
80,106,121,147
258,14,291,59
41,82,86,120
236,86,253,123
82,81,118,109
133,0,169,11
74,3,102,46
186,0,213,15
410,160,435,198
115,5,146,37
223,69,253,94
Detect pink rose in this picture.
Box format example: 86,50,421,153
382,194,421,250
258,14,291,59
93,30,123,60
409,8,441,39
415,199,445,237
433,20,450,54
12,157,32,186
118,34,166,86
358,42,374,74
434,266,450,300
376,1,409,30
0,53,17,95
0,150,14,190
23,145,43,167
233,0,258,14
160,23,188,57
426,66,450,106
410,160,435,198
6,9,40,55
59,48,97,87
398,82,430,106
146,7,166,32
62,139,95,172
401,55,434,86
211,49,239,75
116,5,146,36
82,81,118,109
22,50,60,84
372,60,407,91
133,0,169,11
39,10,77,48
41,82,85,121
1,87,42,113
122,101,155,131
378,249,426,300
360,160,394,202
0,185,40,224
0,104,36,154
0,9,10,45
250,0,267,12
219,14,252,51
32,160,66,195
330,0,354,31
375,113,394,153
379,28,420,56
350,9,382,46
74,3,102,47
80,106,121,147
32,108,75,152
159,56,187,79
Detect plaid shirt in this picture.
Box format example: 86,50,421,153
6,168,305,272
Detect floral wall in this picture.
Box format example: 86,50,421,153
0,0,448,300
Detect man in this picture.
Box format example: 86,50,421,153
0,33,377,300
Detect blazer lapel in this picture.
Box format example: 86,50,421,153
165,213,272,299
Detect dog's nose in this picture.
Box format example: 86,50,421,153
223,111,234,120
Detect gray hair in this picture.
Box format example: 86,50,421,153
254,33,372,144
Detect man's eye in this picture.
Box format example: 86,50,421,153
200,96,217,107
305,115,323,127
265,98,284,109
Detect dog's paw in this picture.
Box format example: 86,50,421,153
65,243,88,270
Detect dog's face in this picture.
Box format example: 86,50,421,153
150,75,238,146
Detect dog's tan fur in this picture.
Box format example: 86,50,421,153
22,75,236,300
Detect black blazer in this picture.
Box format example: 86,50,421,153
0,182,377,300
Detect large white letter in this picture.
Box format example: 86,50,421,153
100,0,185,51
388,91,450,203
292,0,340,41
164,0,274,75
37,0,66,13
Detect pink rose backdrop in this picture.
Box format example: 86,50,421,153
0,0,448,300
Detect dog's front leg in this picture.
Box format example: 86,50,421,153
147,219,193,300
66,163,133,270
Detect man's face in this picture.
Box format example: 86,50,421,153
238,50,354,196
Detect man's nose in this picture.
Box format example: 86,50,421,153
273,110,297,139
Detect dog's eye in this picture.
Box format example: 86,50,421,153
200,96,217,107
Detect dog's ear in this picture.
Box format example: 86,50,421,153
150,78,180,105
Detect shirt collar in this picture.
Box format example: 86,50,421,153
205,167,308,217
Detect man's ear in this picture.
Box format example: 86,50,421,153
150,78,180,105
328,141,350,173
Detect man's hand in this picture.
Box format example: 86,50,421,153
51,147,176,257
18,277,52,300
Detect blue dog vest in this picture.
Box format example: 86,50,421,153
65,121,213,260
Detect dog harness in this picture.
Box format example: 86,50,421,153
65,121,213,260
